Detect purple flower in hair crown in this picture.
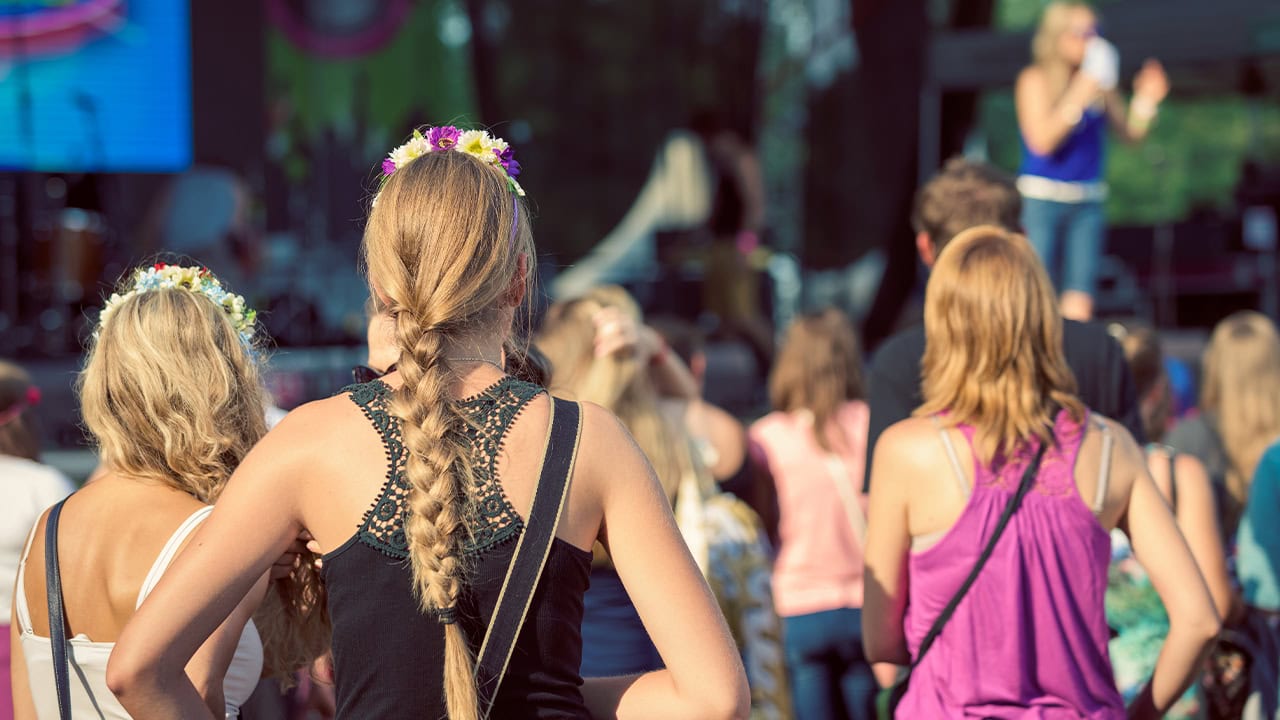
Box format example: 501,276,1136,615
379,125,525,196
428,125,461,151
494,146,521,178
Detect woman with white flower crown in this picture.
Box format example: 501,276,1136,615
106,126,750,720
9,264,316,719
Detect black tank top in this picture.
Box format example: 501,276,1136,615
322,377,593,719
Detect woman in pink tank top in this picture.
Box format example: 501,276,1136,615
862,226,1221,719
751,308,875,719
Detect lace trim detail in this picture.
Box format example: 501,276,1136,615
342,376,545,560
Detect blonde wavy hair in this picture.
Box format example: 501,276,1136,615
1031,1,1096,100
363,147,533,720
916,226,1084,464
78,272,325,682
769,308,864,452
79,284,266,503
1200,311,1280,532
537,285,682,500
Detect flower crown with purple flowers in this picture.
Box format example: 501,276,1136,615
381,125,525,197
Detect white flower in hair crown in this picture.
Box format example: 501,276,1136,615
97,263,258,345
381,126,525,197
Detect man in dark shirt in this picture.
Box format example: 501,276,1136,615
864,158,1143,489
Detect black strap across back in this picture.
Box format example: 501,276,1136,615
913,440,1049,667
45,497,73,720
475,396,582,716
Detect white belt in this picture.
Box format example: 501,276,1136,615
1017,175,1108,204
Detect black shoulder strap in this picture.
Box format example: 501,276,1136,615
475,397,582,718
911,440,1049,669
45,498,73,720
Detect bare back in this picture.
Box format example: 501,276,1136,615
21,476,208,641
903,412,1140,551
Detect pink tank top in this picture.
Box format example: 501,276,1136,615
899,409,1125,719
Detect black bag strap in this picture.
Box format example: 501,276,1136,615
911,440,1048,669
45,497,73,720
475,397,583,718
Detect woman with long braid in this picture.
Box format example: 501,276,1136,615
105,127,749,720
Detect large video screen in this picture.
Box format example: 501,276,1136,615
0,0,191,172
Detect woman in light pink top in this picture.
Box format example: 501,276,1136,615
750,308,875,720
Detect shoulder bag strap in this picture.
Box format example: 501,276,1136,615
822,452,867,548
910,440,1049,669
45,497,73,720
475,397,583,718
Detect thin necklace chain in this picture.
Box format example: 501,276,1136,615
445,356,505,372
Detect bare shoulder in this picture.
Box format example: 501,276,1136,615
274,393,364,434
573,401,653,488
575,400,636,457
1017,65,1046,89
1093,414,1142,452
873,416,945,476
259,394,370,454
878,416,941,453
1088,413,1148,501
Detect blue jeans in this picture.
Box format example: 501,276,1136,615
1021,196,1105,297
580,567,664,676
783,608,876,720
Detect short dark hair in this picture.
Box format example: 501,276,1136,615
912,158,1022,254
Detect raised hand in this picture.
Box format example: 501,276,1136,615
1133,59,1169,104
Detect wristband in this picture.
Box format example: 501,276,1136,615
1131,96,1159,121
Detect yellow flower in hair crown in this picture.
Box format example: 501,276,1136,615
97,263,258,345
381,126,525,197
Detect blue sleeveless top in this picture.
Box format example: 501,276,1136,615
1019,106,1107,184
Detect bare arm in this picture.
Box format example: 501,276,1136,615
1015,66,1102,156
686,401,747,482
862,423,915,666
11,603,35,720
1121,435,1221,720
180,572,270,718
579,404,749,720
1105,60,1169,143
107,415,313,719
1169,454,1235,623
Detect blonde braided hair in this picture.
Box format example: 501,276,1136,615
363,146,532,719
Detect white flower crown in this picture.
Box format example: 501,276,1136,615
98,263,258,345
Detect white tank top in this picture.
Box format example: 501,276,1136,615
14,506,264,719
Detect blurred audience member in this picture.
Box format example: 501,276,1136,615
10,266,285,718
0,361,73,720
691,112,772,372
1107,322,1234,717
865,158,1142,491
863,227,1218,720
750,309,875,720
648,317,778,534
1166,311,1280,538
1234,442,1280,719
1016,1,1168,321
539,286,790,718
